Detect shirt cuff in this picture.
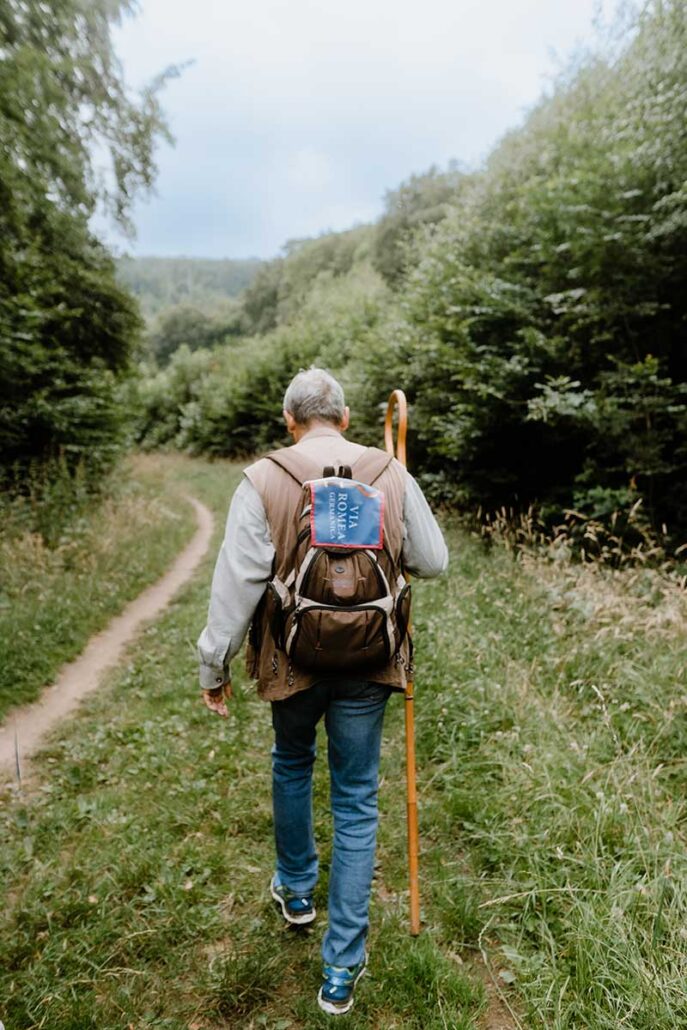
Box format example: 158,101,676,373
199,664,229,691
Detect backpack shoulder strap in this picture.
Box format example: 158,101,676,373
351,447,394,486
265,448,321,486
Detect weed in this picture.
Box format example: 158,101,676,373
211,938,282,1018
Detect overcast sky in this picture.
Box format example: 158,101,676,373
106,0,607,260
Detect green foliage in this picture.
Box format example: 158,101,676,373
0,0,170,485
0,0,171,228
134,346,218,450
371,164,466,285
145,304,239,365
134,263,390,456
116,255,262,320
239,257,286,335
0,212,143,478
277,226,372,323
238,226,374,336
371,0,687,541
0,455,195,718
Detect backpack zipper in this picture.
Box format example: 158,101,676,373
287,601,393,661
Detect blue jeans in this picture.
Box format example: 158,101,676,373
271,679,391,968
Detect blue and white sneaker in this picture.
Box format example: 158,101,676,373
270,875,316,926
317,955,367,1015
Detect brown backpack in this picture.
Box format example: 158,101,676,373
263,448,411,675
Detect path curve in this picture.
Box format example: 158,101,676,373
0,495,214,781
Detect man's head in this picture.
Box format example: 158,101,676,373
283,367,350,440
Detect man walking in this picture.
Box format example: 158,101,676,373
198,368,447,1015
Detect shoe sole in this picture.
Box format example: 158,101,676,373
317,965,366,1015
270,879,316,926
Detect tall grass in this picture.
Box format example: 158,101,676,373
412,521,687,1028
0,459,685,1027
0,453,196,719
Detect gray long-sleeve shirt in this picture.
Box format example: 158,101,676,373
197,430,448,690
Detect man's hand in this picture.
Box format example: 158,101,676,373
202,682,232,718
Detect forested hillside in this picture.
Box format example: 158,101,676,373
116,255,262,319
135,0,687,550
116,256,264,364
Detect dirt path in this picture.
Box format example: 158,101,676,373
472,955,522,1030
0,495,214,782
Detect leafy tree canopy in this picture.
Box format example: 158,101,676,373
372,164,466,285
146,305,242,366
239,225,373,336
0,0,172,480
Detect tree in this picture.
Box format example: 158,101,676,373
147,306,222,365
372,165,465,286
0,0,173,480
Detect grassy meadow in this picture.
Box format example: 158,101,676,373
1,456,686,1028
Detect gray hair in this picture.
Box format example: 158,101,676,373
283,367,346,425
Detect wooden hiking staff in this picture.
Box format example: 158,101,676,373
384,389,421,936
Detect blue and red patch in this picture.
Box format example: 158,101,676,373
310,479,384,549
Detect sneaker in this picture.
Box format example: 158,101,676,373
317,956,367,1015
270,875,316,926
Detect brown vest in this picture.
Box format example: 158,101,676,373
244,434,410,702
